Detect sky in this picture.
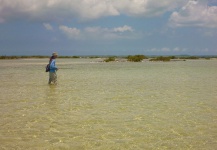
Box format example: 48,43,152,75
0,0,217,56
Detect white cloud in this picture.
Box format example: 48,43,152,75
113,25,133,32
75,0,120,20
146,47,187,53
162,47,171,52
43,23,53,30
146,48,171,53
169,0,217,28
173,47,187,52
202,48,209,52
59,25,80,39
113,0,186,17
84,26,115,39
59,25,136,40
0,0,118,22
173,47,181,52
0,0,186,22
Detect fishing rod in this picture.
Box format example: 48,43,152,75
58,68,72,69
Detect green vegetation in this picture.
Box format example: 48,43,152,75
149,56,171,62
89,56,100,58
149,55,201,62
104,57,116,62
180,56,199,59
0,56,19,59
127,55,147,62
0,55,82,59
1,55,217,61
169,56,176,59
0,55,48,59
59,56,80,58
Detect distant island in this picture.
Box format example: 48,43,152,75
0,55,216,62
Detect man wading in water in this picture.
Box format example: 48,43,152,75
48,52,58,85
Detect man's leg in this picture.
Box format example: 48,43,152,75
53,72,57,84
48,72,52,84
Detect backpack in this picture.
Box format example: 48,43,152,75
46,56,54,72
45,64,50,72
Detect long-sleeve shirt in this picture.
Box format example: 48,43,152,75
49,59,58,72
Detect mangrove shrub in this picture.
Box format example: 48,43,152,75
149,56,171,62
127,55,147,62
104,57,116,62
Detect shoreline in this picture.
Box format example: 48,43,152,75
1,55,217,60
0,57,216,63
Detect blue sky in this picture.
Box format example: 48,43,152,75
0,0,217,56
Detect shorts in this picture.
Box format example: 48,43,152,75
49,72,57,84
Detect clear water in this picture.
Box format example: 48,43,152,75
0,58,217,149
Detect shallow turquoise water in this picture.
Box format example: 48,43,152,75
0,58,217,149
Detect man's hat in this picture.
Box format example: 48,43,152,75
52,52,58,56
